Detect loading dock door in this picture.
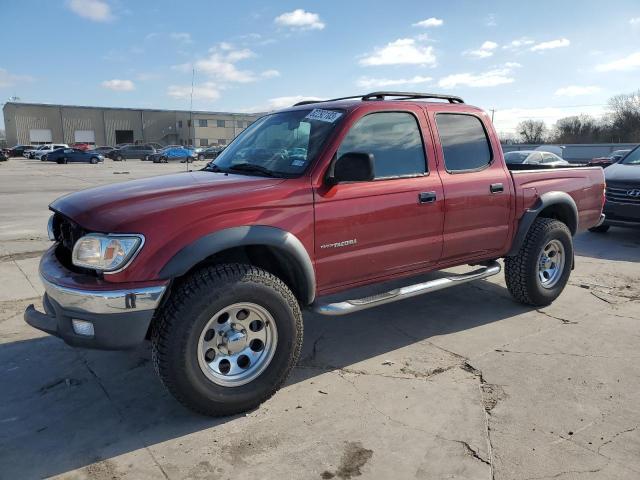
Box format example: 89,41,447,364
74,130,95,143
115,130,134,145
29,129,52,143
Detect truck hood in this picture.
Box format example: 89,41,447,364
605,162,640,184
50,171,284,232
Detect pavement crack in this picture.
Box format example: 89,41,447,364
494,348,635,360
523,467,604,480
536,309,577,324
437,436,491,466
597,426,638,454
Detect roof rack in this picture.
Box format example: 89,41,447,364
292,91,464,107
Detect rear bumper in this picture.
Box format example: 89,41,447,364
24,246,167,350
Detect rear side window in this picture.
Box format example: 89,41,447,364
337,112,426,179
436,114,492,172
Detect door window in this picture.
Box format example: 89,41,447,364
436,114,492,172
337,112,426,179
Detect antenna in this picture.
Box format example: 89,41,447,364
188,67,195,172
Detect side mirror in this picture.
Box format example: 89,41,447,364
327,152,375,185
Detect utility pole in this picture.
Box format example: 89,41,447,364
188,67,195,172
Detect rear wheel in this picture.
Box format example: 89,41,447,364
589,224,610,233
151,264,303,416
505,218,573,306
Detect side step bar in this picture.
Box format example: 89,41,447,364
312,260,501,316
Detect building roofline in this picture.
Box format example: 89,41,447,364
2,101,262,117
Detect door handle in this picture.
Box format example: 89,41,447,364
490,183,504,194
419,191,437,204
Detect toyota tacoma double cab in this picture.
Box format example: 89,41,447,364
25,91,606,416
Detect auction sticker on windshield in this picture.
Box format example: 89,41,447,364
305,109,342,123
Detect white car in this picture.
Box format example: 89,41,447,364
504,150,570,167
24,145,48,159
33,144,69,160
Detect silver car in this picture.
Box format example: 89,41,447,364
504,150,570,167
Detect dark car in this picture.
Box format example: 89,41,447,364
108,144,157,161
45,148,104,164
90,146,116,155
0,150,8,162
590,146,640,232
7,145,37,157
149,146,196,163
198,145,225,161
588,149,632,168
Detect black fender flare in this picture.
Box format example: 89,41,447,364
159,226,316,304
507,191,578,257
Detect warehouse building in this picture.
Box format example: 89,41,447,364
2,102,262,148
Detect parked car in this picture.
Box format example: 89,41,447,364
70,143,93,151
196,145,225,161
34,144,69,160
7,145,37,157
589,145,640,232
45,148,104,164
150,146,196,163
588,149,632,168
108,144,157,161
504,150,570,167
89,146,116,155
24,145,48,159
0,150,8,162
25,91,604,416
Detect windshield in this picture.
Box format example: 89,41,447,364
209,108,343,177
504,151,531,164
621,147,640,165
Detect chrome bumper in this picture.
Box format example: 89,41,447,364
41,275,166,315
594,213,606,227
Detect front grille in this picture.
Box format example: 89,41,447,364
605,185,640,205
51,213,96,274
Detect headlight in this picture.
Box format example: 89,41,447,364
72,234,144,272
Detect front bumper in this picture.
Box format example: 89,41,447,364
603,201,640,228
24,246,168,350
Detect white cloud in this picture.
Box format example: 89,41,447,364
485,14,497,27
242,95,323,113
101,79,135,91
530,38,570,51
0,68,34,88
504,62,522,68
595,51,640,72
167,82,220,101
554,85,601,97
275,9,325,30
67,0,113,22
630,17,640,26
439,65,517,88
466,41,498,58
356,75,432,89
412,17,443,28
170,32,192,44
503,37,535,51
261,69,280,78
174,44,259,83
360,38,436,66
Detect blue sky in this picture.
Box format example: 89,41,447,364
1,0,640,133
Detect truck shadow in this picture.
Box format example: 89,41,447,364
574,227,640,262
0,276,527,478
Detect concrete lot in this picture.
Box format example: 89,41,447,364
1,157,639,480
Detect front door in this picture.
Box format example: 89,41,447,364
314,108,444,292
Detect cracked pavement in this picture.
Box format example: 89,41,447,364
1,158,639,479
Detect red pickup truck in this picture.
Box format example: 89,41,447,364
25,91,605,416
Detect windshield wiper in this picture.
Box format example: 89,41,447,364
227,163,279,177
202,163,225,172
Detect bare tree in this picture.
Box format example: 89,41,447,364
517,120,547,144
607,90,640,142
550,115,606,143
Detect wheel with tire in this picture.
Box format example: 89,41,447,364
90,157,98,164
198,154,205,161
505,217,573,307
116,154,123,162
588,224,610,233
61,157,68,164
42,155,48,162
151,263,303,416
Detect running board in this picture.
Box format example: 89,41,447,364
312,260,501,316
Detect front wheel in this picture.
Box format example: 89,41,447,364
90,157,98,164
198,154,205,161
505,218,573,307
151,264,303,416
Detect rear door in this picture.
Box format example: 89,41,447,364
428,108,512,262
314,106,444,291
